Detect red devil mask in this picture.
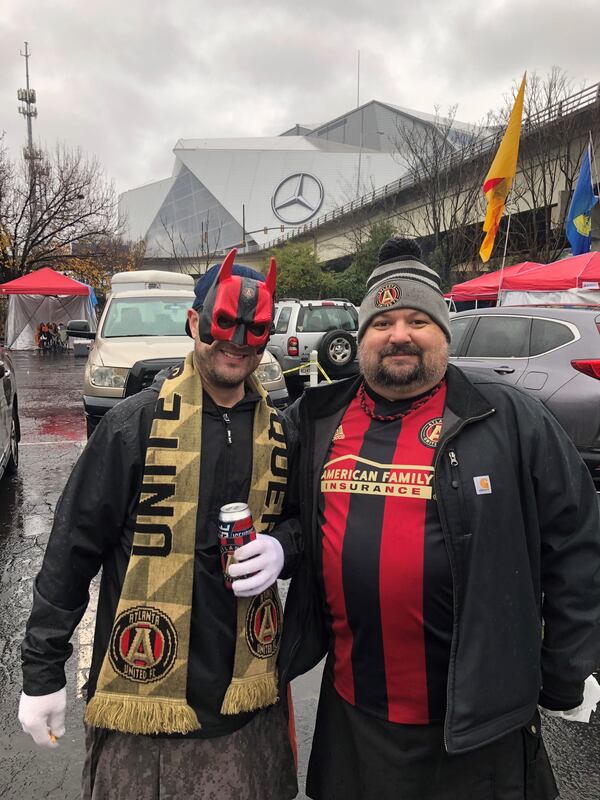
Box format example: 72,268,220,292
198,249,277,352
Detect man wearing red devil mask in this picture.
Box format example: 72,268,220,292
19,250,302,799
186,249,276,396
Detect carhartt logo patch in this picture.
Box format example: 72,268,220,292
473,475,492,495
109,606,178,683
245,591,282,659
333,425,345,441
375,283,401,308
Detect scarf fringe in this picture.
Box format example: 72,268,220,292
85,693,201,735
220,674,279,715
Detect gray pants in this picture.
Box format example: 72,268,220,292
82,705,298,800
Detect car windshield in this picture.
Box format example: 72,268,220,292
102,297,191,338
297,305,358,333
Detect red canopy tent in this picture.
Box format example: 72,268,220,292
501,252,600,292
0,267,88,296
0,267,95,349
449,262,542,302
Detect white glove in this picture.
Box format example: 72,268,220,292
540,676,600,723
229,533,284,597
18,687,67,748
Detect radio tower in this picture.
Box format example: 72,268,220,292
17,42,41,214
18,42,38,153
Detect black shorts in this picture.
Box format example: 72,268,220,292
306,674,557,800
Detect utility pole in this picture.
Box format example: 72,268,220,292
356,50,363,198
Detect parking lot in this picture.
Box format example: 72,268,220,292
0,350,598,799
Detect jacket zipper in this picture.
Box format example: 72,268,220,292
433,409,495,752
221,412,233,447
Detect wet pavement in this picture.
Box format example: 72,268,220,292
0,350,321,799
0,351,87,798
0,350,598,799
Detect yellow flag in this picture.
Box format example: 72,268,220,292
480,74,527,262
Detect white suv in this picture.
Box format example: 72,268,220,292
269,298,359,386
69,270,289,436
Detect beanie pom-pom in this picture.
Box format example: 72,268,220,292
378,236,422,266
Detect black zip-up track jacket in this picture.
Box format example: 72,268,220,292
279,365,600,754
21,377,301,738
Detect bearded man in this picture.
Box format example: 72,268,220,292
19,250,300,800
282,237,600,800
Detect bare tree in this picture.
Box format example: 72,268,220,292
391,107,491,287
0,143,121,276
157,211,225,275
497,68,597,263
0,136,17,280
67,236,147,295
334,169,399,259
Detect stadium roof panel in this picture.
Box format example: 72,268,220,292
172,136,375,153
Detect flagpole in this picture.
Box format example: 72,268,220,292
587,132,600,257
479,73,526,266
497,212,512,305
589,131,600,191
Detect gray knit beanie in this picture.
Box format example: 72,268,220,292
358,237,450,341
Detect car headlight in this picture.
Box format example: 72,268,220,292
255,360,283,385
89,365,129,388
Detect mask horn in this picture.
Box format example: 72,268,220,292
265,257,277,297
218,248,237,282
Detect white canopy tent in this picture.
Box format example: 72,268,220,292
0,267,97,350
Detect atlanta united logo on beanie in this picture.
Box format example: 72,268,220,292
358,237,451,341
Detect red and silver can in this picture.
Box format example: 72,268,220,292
218,502,257,590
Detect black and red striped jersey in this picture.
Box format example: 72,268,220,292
319,382,453,724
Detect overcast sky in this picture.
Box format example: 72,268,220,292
2,0,599,195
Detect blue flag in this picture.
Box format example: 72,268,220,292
566,144,598,256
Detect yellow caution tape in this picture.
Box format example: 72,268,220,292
282,360,332,384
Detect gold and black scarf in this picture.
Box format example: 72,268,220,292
85,352,287,735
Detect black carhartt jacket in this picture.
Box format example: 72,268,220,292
279,365,600,754
21,376,301,738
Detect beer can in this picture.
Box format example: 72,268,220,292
218,502,257,590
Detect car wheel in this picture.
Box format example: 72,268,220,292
6,410,19,474
317,330,357,377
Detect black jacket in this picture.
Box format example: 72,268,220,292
21,377,301,738
279,365,600,754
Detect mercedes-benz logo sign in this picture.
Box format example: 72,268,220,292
271,173,324,225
